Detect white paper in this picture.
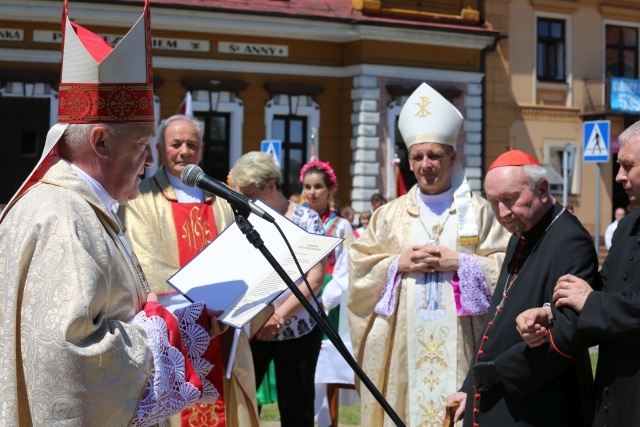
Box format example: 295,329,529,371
167,200,342,329
225,328,242,379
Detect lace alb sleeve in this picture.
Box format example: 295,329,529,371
174,301,219,404
456,252,491,315
129,311,202,426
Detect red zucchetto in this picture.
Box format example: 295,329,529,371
488,149,540,171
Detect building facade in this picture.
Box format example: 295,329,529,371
484,0,640,237
0,0,501,216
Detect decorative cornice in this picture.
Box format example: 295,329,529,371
0,48,484,82
599,5,640,21
530,0,579,14
520,104,581,121
264,82,324,97
182,78,248,93
0,1,497,50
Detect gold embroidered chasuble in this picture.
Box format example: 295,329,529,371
0,159,153,426
120,167,236,294
348,185,509,427
121,167,259,427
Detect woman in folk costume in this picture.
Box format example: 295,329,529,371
301,160,354,325
0,1,223,425
229,152,326,427
299,160,358,426
347,82,509,426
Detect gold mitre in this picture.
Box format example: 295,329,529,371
398,82,463,149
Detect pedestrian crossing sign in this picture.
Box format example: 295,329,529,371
583,120,610,163
261,140,281,167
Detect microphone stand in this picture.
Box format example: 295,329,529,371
232,207,406,427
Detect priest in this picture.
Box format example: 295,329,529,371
518,121,640,426
121,114,259,427
0,1,222,425
446,150,599,426
347,82,509,426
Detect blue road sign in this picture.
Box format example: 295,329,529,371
583,121,610,163
261,140,282,167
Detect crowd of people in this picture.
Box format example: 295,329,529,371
3,2,640,427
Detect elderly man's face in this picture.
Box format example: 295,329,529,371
485,166,549,237
104,122,155,204
160,119,204,179
408,142,456,195
616,135,640,204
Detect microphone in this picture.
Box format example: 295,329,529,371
181,164,275,223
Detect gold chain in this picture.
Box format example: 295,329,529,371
418,209,452,245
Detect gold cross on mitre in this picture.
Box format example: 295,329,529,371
414,96,432,118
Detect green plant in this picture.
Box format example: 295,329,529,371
258,402,362,425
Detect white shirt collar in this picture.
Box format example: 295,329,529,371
417,186,454,216
166,169,205,203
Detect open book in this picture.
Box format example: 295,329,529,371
166,200,342,329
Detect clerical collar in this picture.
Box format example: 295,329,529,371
66,160,121,231
521,202,561,242
166,169,205,203
417,186,453,216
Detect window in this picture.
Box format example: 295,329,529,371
272,115,307,197
537,18,566,82
187,89,245,182
544,142,580,195
264,93,320,197
0,82,57,204
606,25,638,78
195,112,231,183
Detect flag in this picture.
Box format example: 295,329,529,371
394,157,407,198
179,91,193,115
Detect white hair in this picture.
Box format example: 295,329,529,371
156,114,204,146
230,151,282,191
520,164,548,190
63,123,133,150
619,121,640,147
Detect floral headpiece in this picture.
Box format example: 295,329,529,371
299,159,338,189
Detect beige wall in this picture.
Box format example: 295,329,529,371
484,0,640,237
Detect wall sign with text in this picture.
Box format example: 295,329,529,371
218,42,288,57
0,28,24,42
32,30,210,52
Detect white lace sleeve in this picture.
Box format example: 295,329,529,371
174,301,219,404
129,311,202,427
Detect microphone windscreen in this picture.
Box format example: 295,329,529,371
181,164,202,187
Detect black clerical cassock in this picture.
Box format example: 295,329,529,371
462,203,599,427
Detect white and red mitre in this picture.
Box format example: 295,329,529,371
58,0,154,123
398,82,478,245
1,0,154,221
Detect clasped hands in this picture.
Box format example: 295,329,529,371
400,243,460,274
255,312,284,341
